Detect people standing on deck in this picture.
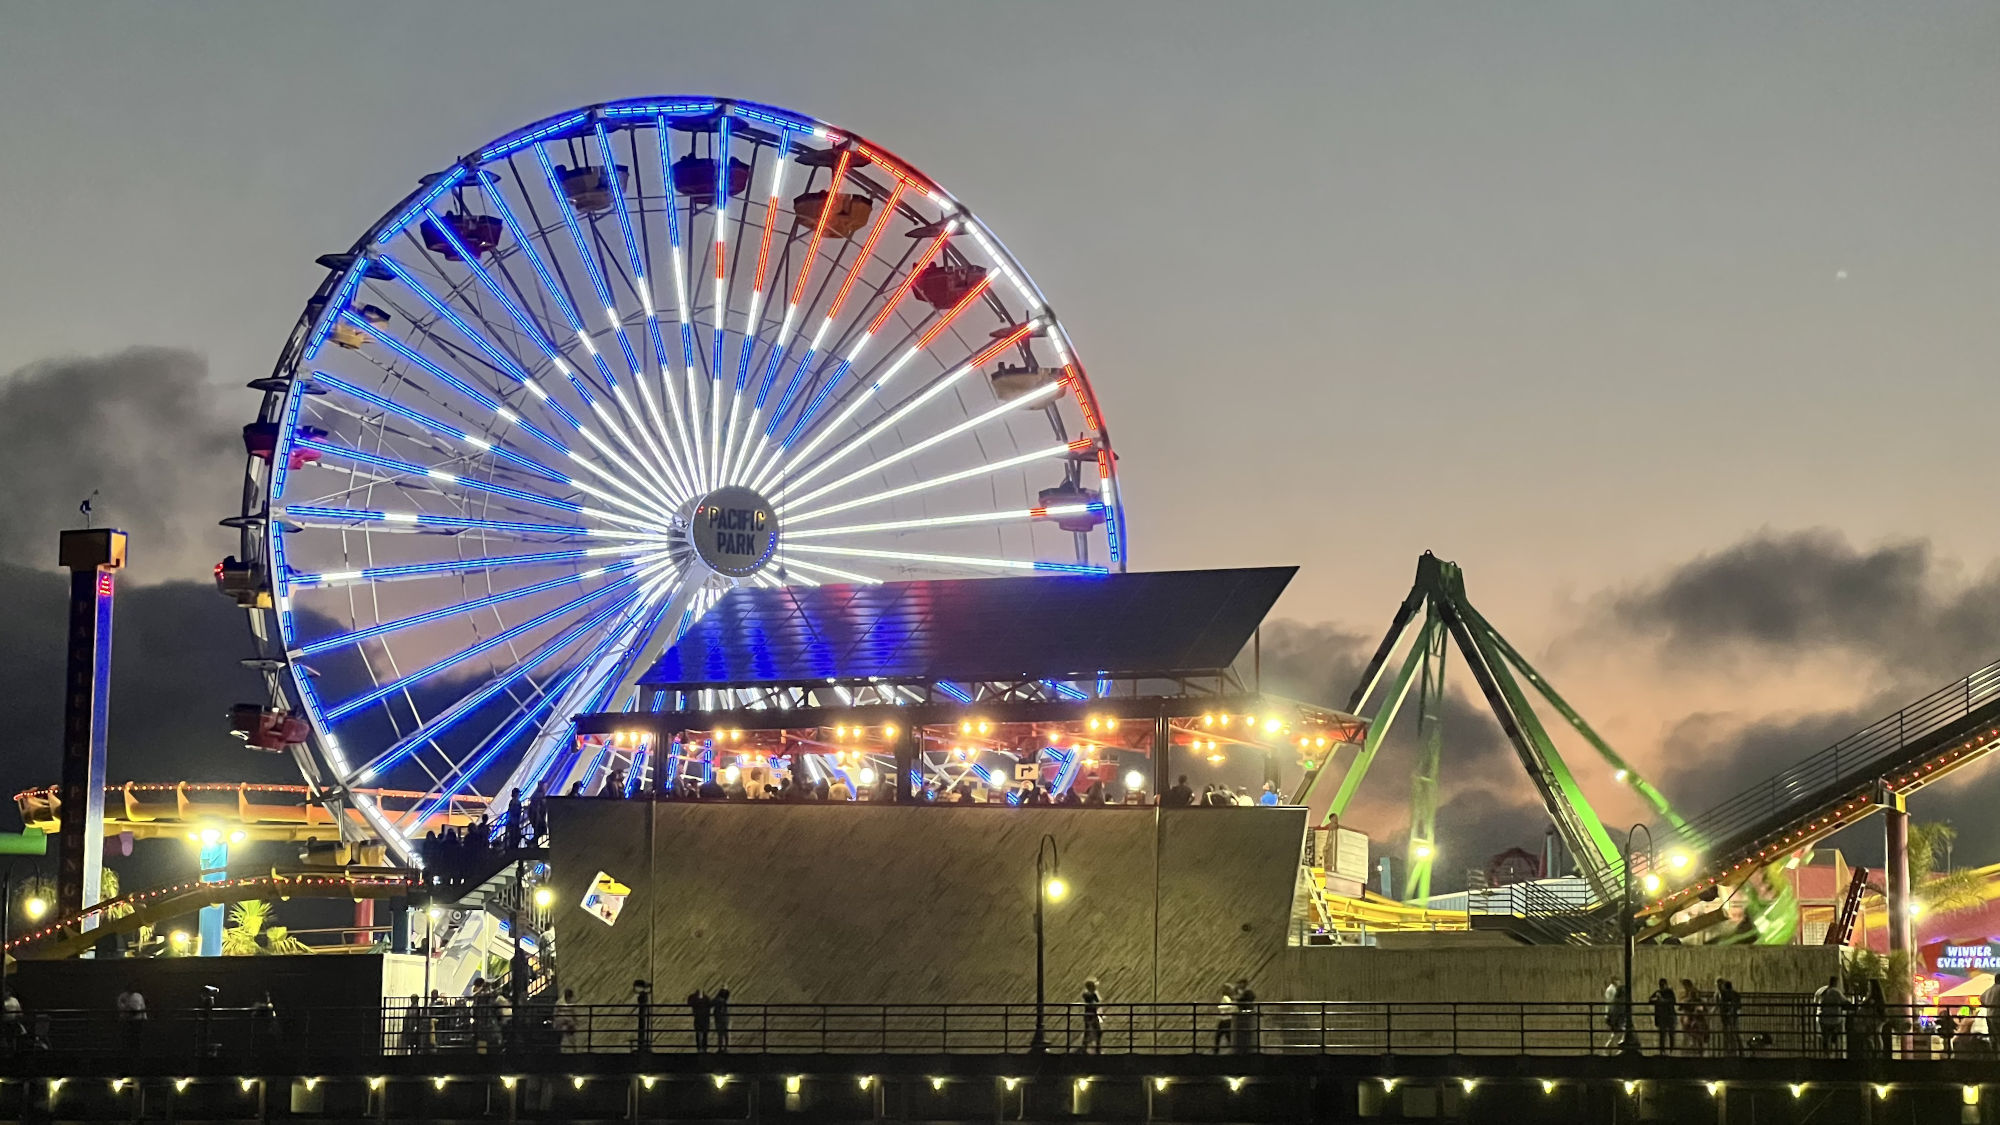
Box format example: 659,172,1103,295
1981,976,2000,1053
504,789,525,850
527,780,550,842
1813,976,1848,1056
1,988,21,1054
1211,983,1237,1052
1231,977,1258,1052
687,989,710,1053
554,988,577,1051
1938,1001,1961,1058
1602,979,1630,1053
1857,979,1890,1058
1715,978,1742,1055
627,979,652,1052
1679,979,1709,1055
1649,979,1679,1054
116,983,146,1051
713,987,732,1051
1081,979,1105,1053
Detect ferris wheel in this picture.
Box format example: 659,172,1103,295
224,97,1126,860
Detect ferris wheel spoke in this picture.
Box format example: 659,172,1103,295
528,145,649,389
774,207,939,456
283,542,654,589
500,564,709,796
647,117,709,489
749,274,1003,492
430,187,691,506
349,309,566,454
401,629,619,828
290,560,644,659
784,501,1104,540
293,437,587,517
341,557,683,784
779,363,1061,510
763,176,864,436
321,564,654,722
275,502,667,544
754,149,854,419
376,257,588,430
356,315,677,523
786,543,1101,576
736,220,952,486
304,370,568,485
784,441,1080,525
772,555,882,585
592,123,704,493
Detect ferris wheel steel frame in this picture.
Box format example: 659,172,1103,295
231,97,1127,862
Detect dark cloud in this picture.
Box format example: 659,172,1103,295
0,348,240,582
0,564,296,827
1605,528,2000,682
1654,704,1884,819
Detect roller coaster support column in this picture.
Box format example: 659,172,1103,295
57,528,125,932
198,834,228,956
1881,786,1913,963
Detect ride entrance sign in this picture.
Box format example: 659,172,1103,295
691,486,779,578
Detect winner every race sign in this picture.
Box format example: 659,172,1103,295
691,486,780,578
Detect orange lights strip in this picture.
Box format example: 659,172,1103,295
5,871,419,952
960,312,1033,370
912,275,993,352
866,228,952,336
823,182,907,320
786,150,853,308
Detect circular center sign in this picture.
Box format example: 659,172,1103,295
689,486,779,577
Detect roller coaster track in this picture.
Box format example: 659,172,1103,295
1646,657,2000,921
3,866,420,961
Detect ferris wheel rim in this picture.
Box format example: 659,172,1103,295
238,95,1129,860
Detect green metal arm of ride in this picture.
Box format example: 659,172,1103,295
1468,613,1688,833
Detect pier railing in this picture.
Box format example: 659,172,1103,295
7,997,1952,1063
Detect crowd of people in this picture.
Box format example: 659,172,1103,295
1602,974,2000,1058
420,785,550,888
529,764,1290,808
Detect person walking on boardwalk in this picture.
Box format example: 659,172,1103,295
1813,976,1848,1057
1211,983,1237,1052
1602,979,1630,1054
1648,979,1678,1055
1080,979,1105,1054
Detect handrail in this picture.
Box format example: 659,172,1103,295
0,997,1945,1062
1657,658,2000,865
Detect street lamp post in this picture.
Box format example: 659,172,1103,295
1618,823,1655,1057
1030,834,1066,1053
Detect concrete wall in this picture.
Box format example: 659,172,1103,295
1274,943,1840,1002
546,798,1837,1009
546,799,1307,1008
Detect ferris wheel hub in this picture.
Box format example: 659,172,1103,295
689,485,779,579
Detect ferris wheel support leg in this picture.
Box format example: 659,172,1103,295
505,571,710,799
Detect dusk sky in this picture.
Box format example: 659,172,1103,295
1,2,1995,879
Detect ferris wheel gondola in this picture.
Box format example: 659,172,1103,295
228,97,1126,860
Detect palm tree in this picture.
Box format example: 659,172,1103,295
222,900,313,956
1905,821,1986,915
17,870,131,919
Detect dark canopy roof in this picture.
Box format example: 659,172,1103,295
640,567,1296,689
